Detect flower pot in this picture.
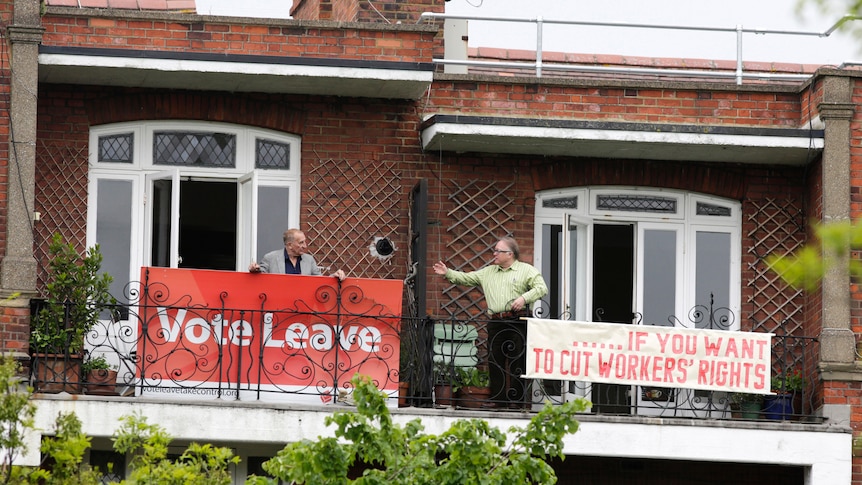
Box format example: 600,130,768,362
457,386,491,409
86,369,119,395
740,401,761,419
763,393,793,420
32,353,83,394
434,384,454,407
398,381,410,407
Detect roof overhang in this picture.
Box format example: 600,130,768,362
421,115,824,165
39,46,435,99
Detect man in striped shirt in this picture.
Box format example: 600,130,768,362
433,236,548,409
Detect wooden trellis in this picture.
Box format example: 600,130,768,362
745,197,806,336
34,141,89,293
440,179,515,319
305,158,403,280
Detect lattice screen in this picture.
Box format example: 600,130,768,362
440,180,515,319
34,141,89,293
305,158,403,280
745,198,806,335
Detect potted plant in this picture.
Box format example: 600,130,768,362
730,392,763,419
764,368,804,420
29,233,116,393
454,367,490,409
83,354,119,395
433,361,455,407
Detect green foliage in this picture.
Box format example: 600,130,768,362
113,414,239,485
765,221,862,291
453,368,490,393
81,354,114,374
730,392,764,404
30,234,116,354
34,412,103,485
0,355,36,484
771,368,805,393
262,374,589,485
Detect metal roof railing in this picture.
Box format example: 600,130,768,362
418,12,862,85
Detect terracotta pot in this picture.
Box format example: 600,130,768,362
86,369,119,395
32,353,83,394
434,384,454,407
458,386,491,409
398,381,409,407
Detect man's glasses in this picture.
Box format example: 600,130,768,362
492,249,512,254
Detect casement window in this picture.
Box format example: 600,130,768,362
87,121,301,305
534,187,741,415
535,187,740,328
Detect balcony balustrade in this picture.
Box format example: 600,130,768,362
30,269,820,422
28,277,820,423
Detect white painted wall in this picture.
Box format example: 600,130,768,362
22,397,852,485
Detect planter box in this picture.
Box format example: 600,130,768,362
457,386,490,408
32,353,83,394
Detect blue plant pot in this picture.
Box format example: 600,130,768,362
763,393,793,420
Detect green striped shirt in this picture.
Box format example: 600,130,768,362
444,260,548,314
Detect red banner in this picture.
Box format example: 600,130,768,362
137,267,403,404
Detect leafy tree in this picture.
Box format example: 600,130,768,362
800,0,862,42
766,220,862,290
261,374,589,485
0,359,587,484
0,356,36,484
112,414,238,485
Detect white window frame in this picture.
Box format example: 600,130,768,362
534,186,741,330
87,121,302,285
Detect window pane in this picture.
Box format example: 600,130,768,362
567,223,578,320
153,132,236,167
96,179,133,305
256,186,290,260
98,134,133,163
256,139,291,169
597,195,677,213
695,231,730,329
540,223,563,319
642,229,676,327
151,179,172,267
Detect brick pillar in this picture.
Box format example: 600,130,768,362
817,74,858,428
0,0,42,361
817,74,856,372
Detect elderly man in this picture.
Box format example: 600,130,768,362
249,228,345,281
433,236,548,409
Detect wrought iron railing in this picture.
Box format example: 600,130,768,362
29,282,821,423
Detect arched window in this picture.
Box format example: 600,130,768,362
534,187,740,330
88,121,301,304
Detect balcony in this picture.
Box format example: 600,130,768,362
28,272,820,424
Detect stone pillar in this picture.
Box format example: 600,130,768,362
0,0,42,359
817,74,857,376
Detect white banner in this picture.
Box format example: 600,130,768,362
525,318,773,394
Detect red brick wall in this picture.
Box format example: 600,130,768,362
427,82,805,128
355,0,443,23
0,305,30,354
291,0,442,22
290,0,321,20
40,14,437,63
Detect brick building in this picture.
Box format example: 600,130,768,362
2,0,858,482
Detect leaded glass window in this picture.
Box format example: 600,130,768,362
256,139,291,169
696,202,732,217
153,132,236,167
543,196,578,209
98,133,133,163
597,194,677,214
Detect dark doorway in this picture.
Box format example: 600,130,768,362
591,223,634,414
